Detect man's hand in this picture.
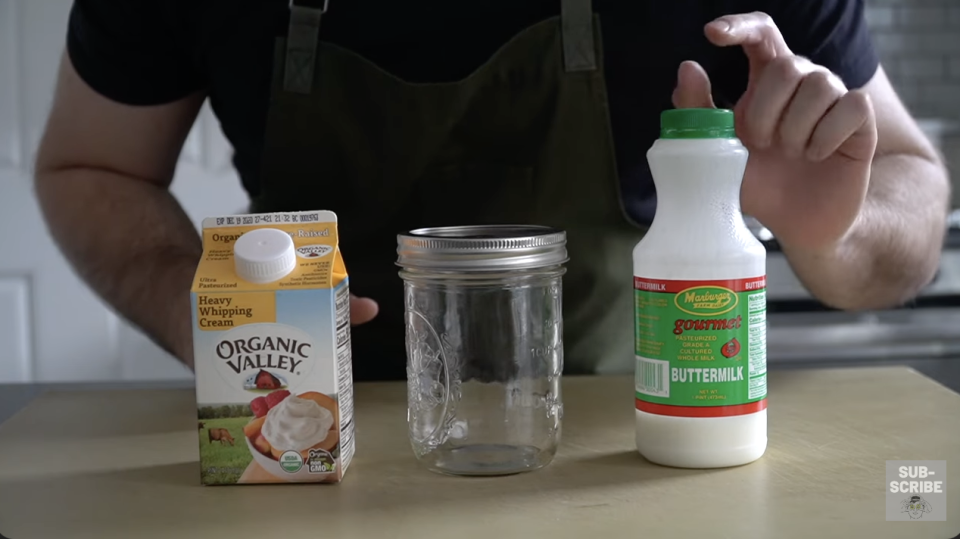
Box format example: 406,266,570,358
351,295,378,325
672,12,877,253
671,11,950,310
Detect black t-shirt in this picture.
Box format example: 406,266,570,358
67,0,878,227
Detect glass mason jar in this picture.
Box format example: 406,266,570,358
396,225,567,476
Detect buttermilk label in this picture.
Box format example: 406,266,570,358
634,276,767,418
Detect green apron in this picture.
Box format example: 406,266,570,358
254,0,648,381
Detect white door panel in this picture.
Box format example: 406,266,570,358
0,275,31,383
0,0,249,382
20,0,72,160
0,0,22,170
0,168,121,382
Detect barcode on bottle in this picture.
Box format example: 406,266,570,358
636,356,670,398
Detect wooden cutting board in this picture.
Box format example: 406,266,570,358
0,368,958,539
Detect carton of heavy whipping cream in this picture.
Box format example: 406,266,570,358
191,210,355,485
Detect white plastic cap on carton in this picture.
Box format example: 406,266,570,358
234,228,296,284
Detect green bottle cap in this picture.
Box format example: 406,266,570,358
660,108,736,139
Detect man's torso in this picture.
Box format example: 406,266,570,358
65,0,878,376
69,0,790,225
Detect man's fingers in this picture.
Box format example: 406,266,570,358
672,61,716,109
350,295,379,325
778,71,846,159
806,89,876,162
705,12,791,69
740,56,820,148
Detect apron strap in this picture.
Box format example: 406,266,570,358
282,0,596,93
560,0,597,72
283,0,328,94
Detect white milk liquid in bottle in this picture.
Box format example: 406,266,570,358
633,108,767,468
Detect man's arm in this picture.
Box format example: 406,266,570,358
35,52,205,366
676,10,951,311
782,67,950,310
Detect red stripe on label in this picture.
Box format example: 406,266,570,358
635,398,767,417
634,277,766,294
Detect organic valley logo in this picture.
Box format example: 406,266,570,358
212,323,316,393
296,244,333,259
675,286,737,316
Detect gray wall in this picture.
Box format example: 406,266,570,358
865,0,960,205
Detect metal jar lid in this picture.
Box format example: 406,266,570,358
396,225,568,271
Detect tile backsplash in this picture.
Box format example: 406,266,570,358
865,0,960,205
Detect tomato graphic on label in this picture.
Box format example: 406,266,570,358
720,338,741,358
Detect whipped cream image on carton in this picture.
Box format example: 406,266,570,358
191,210,355,485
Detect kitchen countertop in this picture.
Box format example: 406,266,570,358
0,379,193,425
1,368,958,539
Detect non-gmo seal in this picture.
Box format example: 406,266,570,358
307,448,337,474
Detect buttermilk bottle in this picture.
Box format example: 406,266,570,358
633,108,767,468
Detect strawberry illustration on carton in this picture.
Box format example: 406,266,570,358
190,210,355,485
